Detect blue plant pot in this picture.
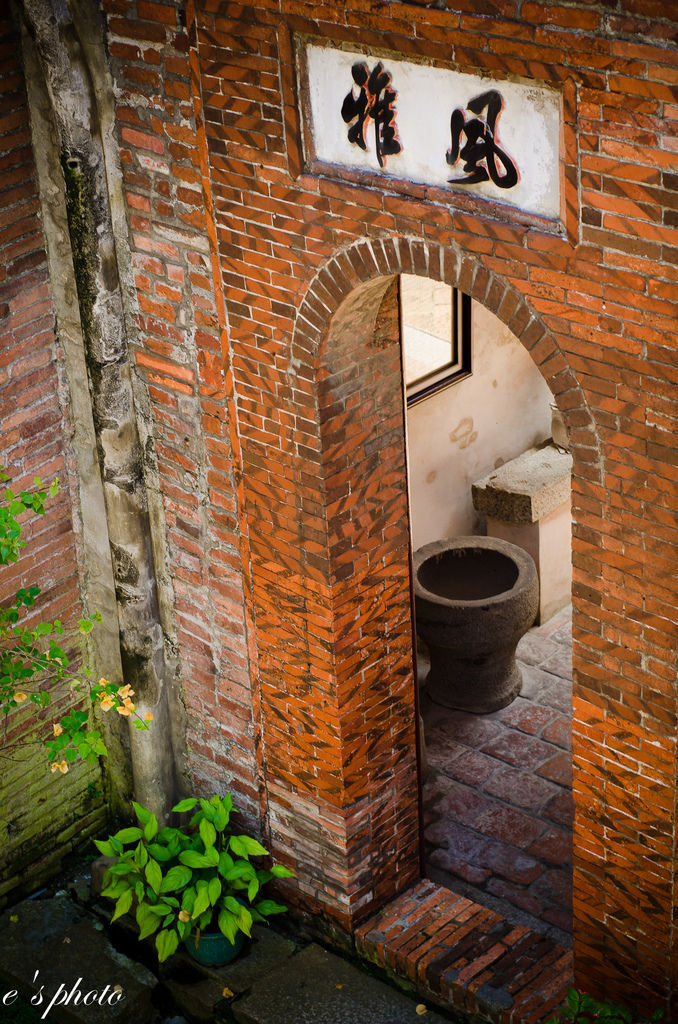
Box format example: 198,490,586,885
185,927,245,967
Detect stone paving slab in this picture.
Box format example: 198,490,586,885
231,943,450,1024
0,894,158,1023
160,926,298,1023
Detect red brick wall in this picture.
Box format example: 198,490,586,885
0,12,105,903
102,0,263,822
98,0,678,1011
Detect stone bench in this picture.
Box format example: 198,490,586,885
472,444,573,624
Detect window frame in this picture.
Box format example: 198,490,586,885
403,285,472,407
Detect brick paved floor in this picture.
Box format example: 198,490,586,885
420,604,574,947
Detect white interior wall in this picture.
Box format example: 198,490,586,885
406,299,553,552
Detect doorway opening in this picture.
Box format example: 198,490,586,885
401,275,574,946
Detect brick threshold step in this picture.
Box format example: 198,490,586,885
355,879,572,1023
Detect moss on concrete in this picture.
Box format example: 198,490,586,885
61,155,97,339
0,717,107,909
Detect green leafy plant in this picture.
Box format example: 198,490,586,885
547,988,664,1024
94,793,295,962
0,472,151,771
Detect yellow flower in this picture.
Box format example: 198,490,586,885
53,723,63,737
178,910,190,923
51,760,69,774
13,692,28,703
98,694,114,712
117,684,135,699
144,712,153,722
98,677,109,687
116,696,135,717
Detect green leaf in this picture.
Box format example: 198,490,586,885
247,878,259,902
236,835,268,857
205,845,220,867
144,814,158,842
270,864,295,878
255,899,288,917
213,802,228,832
157,826,180,842
134,842,148,870
224,861,255,882
132,802,151,825
101,881,127,900
108,861,135,876
237,904,252,938
160,865,192,893
196,909,212,931
181,888,196,914
171,798,198,813
114,827,143,844
218,908,238,943
208,876,221,905
199,797,216,821
179,850,211,869
136,904,161,941
93,839,116,857
218,851,234,878
111,890,133,923
146,903,173,916
199,818,216,849
192,887,210,920
565,989,583,1015
229,836,248,858
148,843,173,862
145,859,163,894
155,928,179,963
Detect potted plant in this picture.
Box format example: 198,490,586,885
94,793,294,965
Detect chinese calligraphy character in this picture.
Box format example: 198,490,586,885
446,89,518,189
341,61,402,168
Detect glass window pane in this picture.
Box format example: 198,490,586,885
401,275,458,388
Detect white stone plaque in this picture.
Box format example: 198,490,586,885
304,44,561,221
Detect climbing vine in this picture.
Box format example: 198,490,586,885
0,472,151,772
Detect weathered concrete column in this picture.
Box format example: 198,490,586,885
19,0,183,820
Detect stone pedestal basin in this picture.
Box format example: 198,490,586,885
413,536,538,713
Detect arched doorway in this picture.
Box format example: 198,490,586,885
254,235,599,932
400,276,575,943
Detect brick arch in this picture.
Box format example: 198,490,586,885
263,233,601,931
292,234,602,478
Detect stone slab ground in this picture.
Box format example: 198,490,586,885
0,888,451,1024
231,944,450,1024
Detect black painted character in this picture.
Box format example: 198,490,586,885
341,61,402,168
446,89,518,189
